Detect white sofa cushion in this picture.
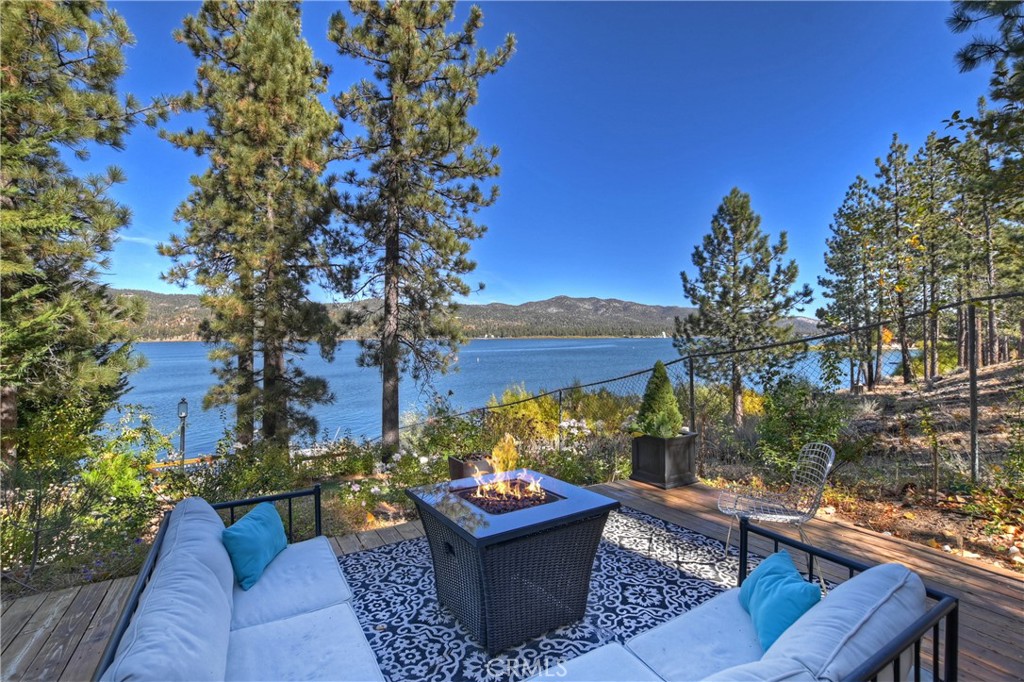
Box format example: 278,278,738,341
100,555,231,681
231,535,353,630
763,563,927,682
527,643,663,682
702,658,815,681
157,497,234,603
226,602,384,681
626,589,763,681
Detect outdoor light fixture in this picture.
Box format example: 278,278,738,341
177,397,188,469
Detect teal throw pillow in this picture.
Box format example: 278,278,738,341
739,551,821,649
221,502,287,590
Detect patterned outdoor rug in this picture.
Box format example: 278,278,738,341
338,507,754,682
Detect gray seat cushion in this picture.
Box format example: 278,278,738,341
626,589,763,681
231,536,353,630
226,602,384,681
763,563,927,682
100,555,231,681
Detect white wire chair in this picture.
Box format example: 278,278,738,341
718,442,836,559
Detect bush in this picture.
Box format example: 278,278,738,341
1,403,165,593
484,385,559,443
159,437,299,504
632,361,684,438
757,376,849,477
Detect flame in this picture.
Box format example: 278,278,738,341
470,471,545,503
468,433,545,503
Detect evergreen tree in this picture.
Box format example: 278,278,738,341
908,133,956,379
872,134,918,383
675,188,812,427
329,1,515,452
816,176,882,389
948,1,1024,196
0,0,158,463
161,0,346,446
633,361,683,439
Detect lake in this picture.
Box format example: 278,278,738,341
124,338,683,458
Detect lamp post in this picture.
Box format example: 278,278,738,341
177,397,189,470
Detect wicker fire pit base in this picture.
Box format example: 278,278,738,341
407,470,619,655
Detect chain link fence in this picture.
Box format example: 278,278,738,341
405,293,1024,489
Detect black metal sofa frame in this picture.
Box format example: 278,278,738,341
91,485,322,681
738,516,959,682
92,487,957,682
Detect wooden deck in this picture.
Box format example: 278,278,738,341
2,481,1021,681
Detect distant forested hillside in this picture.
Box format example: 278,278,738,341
116,289,821,341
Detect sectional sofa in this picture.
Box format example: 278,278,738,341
95,489,958,682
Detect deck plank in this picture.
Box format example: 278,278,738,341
61,577,134,682
375,525,404,546
355,529,386,551
335,532,362,555
23,580,110,681
1,592,48,653
393,521,423,541
1,587,79,681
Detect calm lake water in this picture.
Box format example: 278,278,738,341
124,338,682,458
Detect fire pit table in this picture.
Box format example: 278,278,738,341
406,469,619,654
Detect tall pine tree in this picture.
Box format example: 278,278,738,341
161,0,346,446
873,134,918,383
0,0,158,462
948,1,1024,197
675,188,812,427
329,1,514,452
816,176,883,389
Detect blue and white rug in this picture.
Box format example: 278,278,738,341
338,507,747,682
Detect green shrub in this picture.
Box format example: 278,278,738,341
485,385,559,443
159,437,299,504
632,361,683,438
757,376,848,477
1,403,165,592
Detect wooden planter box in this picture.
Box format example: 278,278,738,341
447,454,494,480
630,432,699,489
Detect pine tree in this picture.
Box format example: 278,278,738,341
675,188,812,427
329,1,515,452
0,0,158,463
161,0,346,446
908,133,956,379
948,1,1024,196
873,134,918,383
816,176,882,389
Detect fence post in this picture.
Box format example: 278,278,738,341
687,357,696,433
557,389,563,453
968,303,979,483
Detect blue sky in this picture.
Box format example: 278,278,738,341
96,1,990,308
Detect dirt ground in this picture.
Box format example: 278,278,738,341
711,359,1024,574
827,360,1024,573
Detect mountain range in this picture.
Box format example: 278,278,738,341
113,289,820,341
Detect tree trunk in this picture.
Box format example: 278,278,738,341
957,303,967,369
380,201,401,455
929,282,938,377
921,279,930,380
236,347,254,446
1,385,17,466
261,343,286,444
730,361,744,428
895,290,914,384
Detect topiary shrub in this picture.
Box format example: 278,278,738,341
632,361,684,439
